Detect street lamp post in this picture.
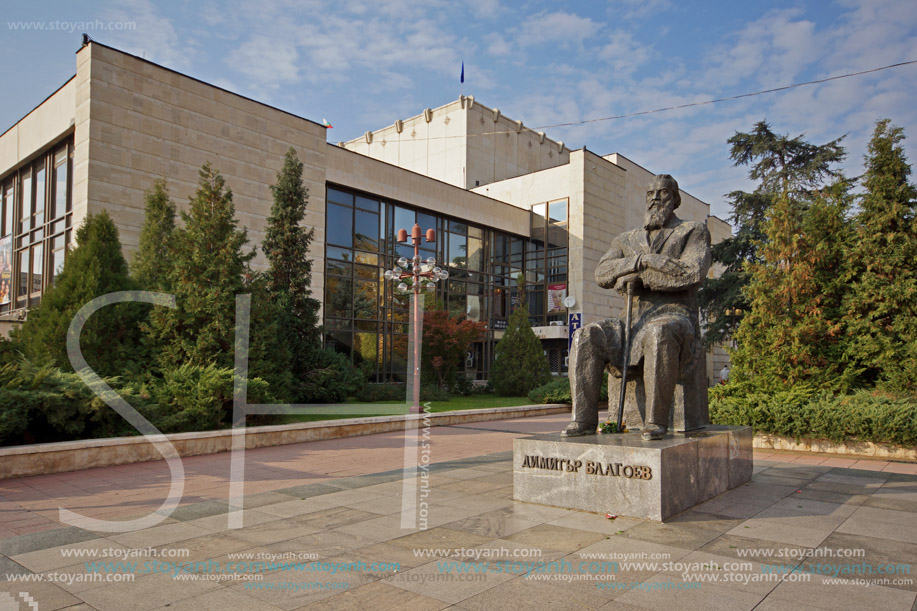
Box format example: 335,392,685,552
384,223,449,414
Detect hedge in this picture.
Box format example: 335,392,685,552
709,382,917,447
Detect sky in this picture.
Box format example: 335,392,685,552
2,0,916,220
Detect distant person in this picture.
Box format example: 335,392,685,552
720,365,730,384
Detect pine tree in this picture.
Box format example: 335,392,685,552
262,148,321,392
490,306,551,396
15,212,144,376
131,179,176,290
844,120,917,392
700,121,845,347
149,164,254,370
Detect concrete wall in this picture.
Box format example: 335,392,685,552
343,97,569,190
603,153,710,227
0,78,76,175
464,99,569,189
76,42,329,300
578,150,629,325
326,145,530,236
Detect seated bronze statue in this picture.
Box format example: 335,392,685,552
562,174,712,441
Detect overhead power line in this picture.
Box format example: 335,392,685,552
341,59,917,144
532,59,917,131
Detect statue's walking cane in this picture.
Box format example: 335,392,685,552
614,279,636,431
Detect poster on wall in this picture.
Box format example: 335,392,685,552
547,283,567,313
0,235,11,305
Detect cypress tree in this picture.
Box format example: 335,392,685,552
149,163,254,370
490,306,551,396
131,179,176,290
16,211,143,376
844,120,917,392
262,148,321,392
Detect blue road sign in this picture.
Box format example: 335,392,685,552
568,312,582,350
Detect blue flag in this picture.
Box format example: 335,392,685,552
460,62,464,84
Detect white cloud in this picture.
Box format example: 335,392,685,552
515,11,600,46
608,0,673,20
228,37,300,88
598,30,653,76
102,0,194,70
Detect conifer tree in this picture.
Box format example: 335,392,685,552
16,212,143,376
700,121,845,346
731,181,853,389
490,306,551,396
131,179,176,290
149,164,254,370
844,120,917,392
262,148,322,387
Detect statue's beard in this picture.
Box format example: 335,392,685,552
644,205,669,230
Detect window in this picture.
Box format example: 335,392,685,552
2,136,73,313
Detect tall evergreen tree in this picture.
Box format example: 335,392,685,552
15,212,143,376
262,148,321,386
699,121,845,346
844,120,917,392
131,179,176,290
731,181,853,389
149,164,254,370
490,306,551,396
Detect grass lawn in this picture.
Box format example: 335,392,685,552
276,394,537,424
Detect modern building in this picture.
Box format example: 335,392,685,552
0,40,730,383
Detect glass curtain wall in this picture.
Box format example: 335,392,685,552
324,185,569,382
0,136,73,315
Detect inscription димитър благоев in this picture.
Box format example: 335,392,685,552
520,455,652,480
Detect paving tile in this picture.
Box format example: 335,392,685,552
10,539,128,573
188,508,285,533
0,527,99,556
698,534,812,564
108,521,212,549
381,558,515,605
388,527,492,553
836,505,917,544
725,518,834,548
442,508,544,539
620,514,739,551
613,572,765,610
768,572,916,610
504,524,607,554
148,586,285,610
0,580,81,610
458,571,616,610
274,483,346,499
804,532,917,592
158,500,230,521
77,571,221,611
225,561,377,610
296,581,448,610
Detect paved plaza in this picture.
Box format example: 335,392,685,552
1,412,916,610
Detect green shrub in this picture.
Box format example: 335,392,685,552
297,348,364,403
0,361,157,446
528,376,608,404
356,383,406,402
709,382,917,446
419,384,451,402
144,364,272,433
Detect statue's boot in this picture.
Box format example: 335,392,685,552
641,424,667,440
561,422,596,437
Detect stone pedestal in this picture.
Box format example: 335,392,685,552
513,425,752,521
